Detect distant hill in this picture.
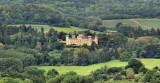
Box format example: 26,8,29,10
0,0,159,18
1,0,160,32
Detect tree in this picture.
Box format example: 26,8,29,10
120,51,132,62
47,69,59,78
126,70,135,79
74,48,90,66
116,22,122,29
60,50,74,65
138,66,148,73
0,58,23,72
126,59,143,74
54,42,64,50
142,70,157,82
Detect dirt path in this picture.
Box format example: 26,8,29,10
129,19,152,29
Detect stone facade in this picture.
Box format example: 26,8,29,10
60,34,98,46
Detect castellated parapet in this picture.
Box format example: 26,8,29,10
64,34,98,46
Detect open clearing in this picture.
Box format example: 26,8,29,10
103,18,160,29
8,24,102,33
38,59,160,75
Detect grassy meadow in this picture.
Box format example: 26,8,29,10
38,59,160,75
103,18,160,29
8,24,102,33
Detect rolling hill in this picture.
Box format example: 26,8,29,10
103,19,160,30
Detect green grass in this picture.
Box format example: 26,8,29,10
0,43,3,45
140,59,160,69
0,43,4,50
38,59,160,75
103,18,160,30
8,24,102,33
136,19,160,29
8,24,51,33
52,26,102,34
103,19,139,28
38,60,127,75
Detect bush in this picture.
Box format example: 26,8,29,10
138,66,148,73
47,69,59,77
126,59,143,74
108,67,122,74
126,70,135,79
120,51,132,62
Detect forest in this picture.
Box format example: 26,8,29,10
1,0,160,32
1,21,160,82
1,0,160,83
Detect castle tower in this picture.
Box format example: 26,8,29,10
77,34,84,39
88,36,92,45
62,34,98,46
94,36,98,45
66,35,70,45
72,35,76,39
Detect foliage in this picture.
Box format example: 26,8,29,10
103,19,160,30
126,70,135,79
120,51,132,62
47,69,59,78
0,58,23,72
46,71,94,83
126,59,143,74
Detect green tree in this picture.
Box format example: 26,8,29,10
120,51,132,62
126,59,143,74
47,69,59,78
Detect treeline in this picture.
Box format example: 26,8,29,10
1,0,160,31
1,0,160,19
115,22,160,59
116,22,160,38
47,59,160,83
2,22,160,67
1,58,160,83
0,23,125,66
0,4,105,32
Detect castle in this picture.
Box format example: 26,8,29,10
59,34,98,46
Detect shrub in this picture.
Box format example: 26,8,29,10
47,69,59,77
120,51,132,62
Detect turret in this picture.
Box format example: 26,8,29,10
72,35,76,39
66,35,69,45
88,36,92,45
94,36,98,45
77,34,84,39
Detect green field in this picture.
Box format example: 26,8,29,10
8,24,102,33
52,26,102,33
103,19,160,29
38,59,160,75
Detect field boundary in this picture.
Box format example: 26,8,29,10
129,19,152,29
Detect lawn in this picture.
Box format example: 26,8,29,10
136,19,160,29
38,59,160,75
39,60,127,75
0,43,4,50
52,26,102,34
8,24,102,33
103,18,160,30
103,19,139,28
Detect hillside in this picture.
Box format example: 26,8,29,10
1,0,160,83
1,0,160,31
39,59,160,75
0,0,160,18
103,19,160,29
8,24,102,33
